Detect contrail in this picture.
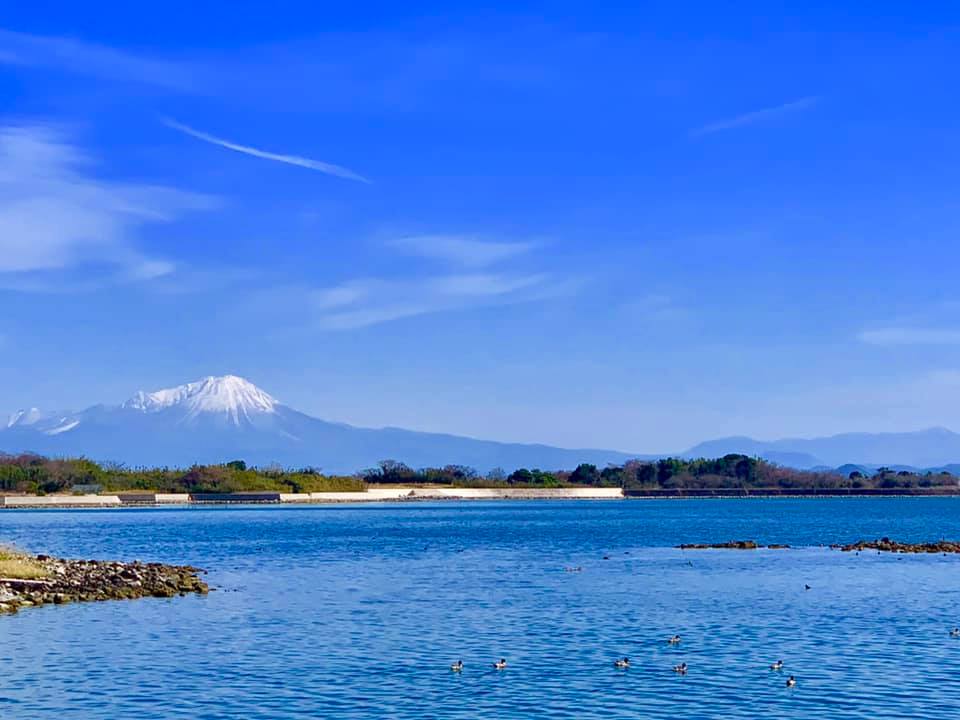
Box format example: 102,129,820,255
162,117,371,183
691,96,820,137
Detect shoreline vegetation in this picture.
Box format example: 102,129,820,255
1,453,959,502
0,546,208,615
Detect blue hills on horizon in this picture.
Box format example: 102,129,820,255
2,376,960,474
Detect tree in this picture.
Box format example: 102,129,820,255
657,458,682,484
508,468,534,485
373,460,417,483
570,463,600,486
600,465,625,487
486,467,507,483
734,457,756,483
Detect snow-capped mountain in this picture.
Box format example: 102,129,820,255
8,374,958,472
121,375,278,424
0,374,637,472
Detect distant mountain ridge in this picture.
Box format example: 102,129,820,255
0,375,640,473
3,375,960,472
682,427,960,469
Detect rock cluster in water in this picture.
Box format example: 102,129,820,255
676,541,791,550
0,555,208,615
835,537,960,554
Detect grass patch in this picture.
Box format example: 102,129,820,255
0,546,49,580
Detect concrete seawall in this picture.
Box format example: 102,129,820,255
1,487,624,508
2,495,122,507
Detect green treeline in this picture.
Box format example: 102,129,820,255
0,455,364,495
359,456,958,490
1,453,957,496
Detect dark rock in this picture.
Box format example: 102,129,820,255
1,553,209,615
677,540,760,550
838,538,960,554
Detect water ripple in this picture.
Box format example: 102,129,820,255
3,499,960,718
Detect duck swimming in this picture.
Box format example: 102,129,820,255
450,660,463,672
614,657,630,668
786,676,797,688
673,663,688,674
668,635,682,645
493,658,507,670
770,660,784,671
951,628,960,637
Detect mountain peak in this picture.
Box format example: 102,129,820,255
123,375,278,424
7,407,47,428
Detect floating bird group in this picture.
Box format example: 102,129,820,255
449,637,801,690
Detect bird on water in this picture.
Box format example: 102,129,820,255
450,660,463,672
770,660,784,671
668,635,682,645
673,663,688,674
951,628,960,637
614,657,630,668
786,676,797,688
493,658,507,670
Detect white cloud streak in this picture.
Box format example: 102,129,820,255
858,328,960,346
691,96,819,137
0,124,216,287
388,234,536,268
163,118,371,183
0,28,198,92
308,272,550,330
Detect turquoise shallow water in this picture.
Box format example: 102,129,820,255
3,498,960,718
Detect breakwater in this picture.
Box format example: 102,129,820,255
623,487,960,497
0,487,624,507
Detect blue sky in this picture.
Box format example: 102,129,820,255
2,2,960,452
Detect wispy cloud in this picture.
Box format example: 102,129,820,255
858,327,960,346
387,234,536,268
691,96,819,137
163,118,371,183
0,28,199,92
308,272,550,330
288,231,567,329
0,123,216,289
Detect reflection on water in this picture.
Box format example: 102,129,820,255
2,498,960,718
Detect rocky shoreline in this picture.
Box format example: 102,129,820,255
0,554,209,615
676,541,791,550
674,537,960,553
835,537,960,554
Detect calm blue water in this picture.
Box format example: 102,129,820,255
3,498,960,718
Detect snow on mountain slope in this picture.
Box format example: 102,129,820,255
6,408,80,435
122,375,278,425
7,407,50,428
